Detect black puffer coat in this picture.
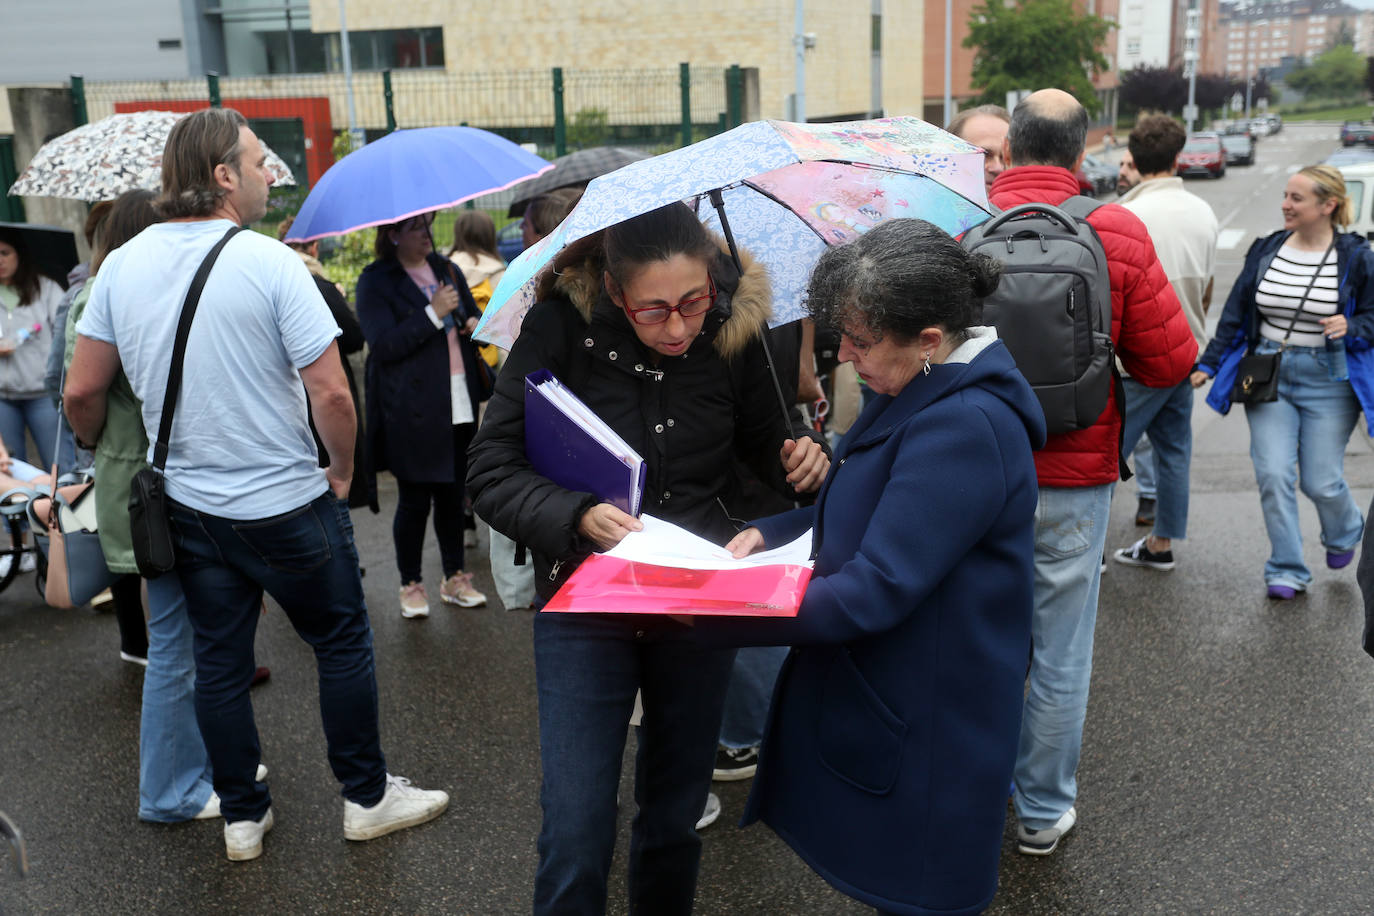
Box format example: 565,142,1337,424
467,244,823,602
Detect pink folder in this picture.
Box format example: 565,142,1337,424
543,553,811,617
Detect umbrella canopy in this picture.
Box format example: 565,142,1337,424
283,127,552,242
8,110,295,203
507,146,649,217
0,222,79,288
473,116,990,351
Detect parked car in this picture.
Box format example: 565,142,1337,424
1220,131,1255,166
496,218,525,263
1341,121,1374,146
1176,133,1226,179
1326,146,1374,167
1247,118,1271,138
1336,160,1374,245
1264,114,1282,134
1079,154,1117,196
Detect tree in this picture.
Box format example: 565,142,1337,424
1287,44,1366,100
1365,56,1374,98
567,107,610,150
963,0,1111,115
1119,66,1186,114
1331,18,1356,51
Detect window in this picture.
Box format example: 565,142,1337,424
871,14,881,53
1127,38,1141,55
158,39,182,50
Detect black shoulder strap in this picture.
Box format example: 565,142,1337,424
151,225,245,470
1057,194,1107,221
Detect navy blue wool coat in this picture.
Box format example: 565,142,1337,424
699,338,1045,916
356,251,489,483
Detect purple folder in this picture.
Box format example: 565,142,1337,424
524,369,646,516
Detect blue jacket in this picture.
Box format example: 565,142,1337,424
1198,230,1374,419
356,251,490,482
698,339,1045,916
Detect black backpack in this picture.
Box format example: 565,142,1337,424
962,197,1115,436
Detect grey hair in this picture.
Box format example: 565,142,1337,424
806,219,1001,343
1007,95,1088,170
156,107,249,219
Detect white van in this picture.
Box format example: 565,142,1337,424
1338,160,1374,245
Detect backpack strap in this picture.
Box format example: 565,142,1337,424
1058,196,1134,481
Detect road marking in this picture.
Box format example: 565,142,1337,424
1217,228,1247,250
1263,164,1280,175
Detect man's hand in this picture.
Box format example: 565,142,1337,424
1189,370,1211,389
577,503,643,551
725,527,766,559
780,438,828,494
326,468,351,500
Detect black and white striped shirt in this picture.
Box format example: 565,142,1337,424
1256,243,1339,348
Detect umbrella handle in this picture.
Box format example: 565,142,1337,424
706,190,796,443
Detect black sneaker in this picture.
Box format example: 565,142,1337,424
1113,537,1175,571
712,745,759,781
1135,497,1156,527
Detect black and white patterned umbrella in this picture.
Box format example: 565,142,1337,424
8,110,295,203
507,146,648,217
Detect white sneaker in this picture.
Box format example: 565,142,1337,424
193,765,270,820
343,773,449,841
224,807,274,862
696,792,722,830
1017,806,1077,855
0,551,35,577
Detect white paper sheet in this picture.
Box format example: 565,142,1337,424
603,514,813,571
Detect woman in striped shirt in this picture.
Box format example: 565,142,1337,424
1193,165,1374,600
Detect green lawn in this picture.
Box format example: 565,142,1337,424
1276,102,1373,122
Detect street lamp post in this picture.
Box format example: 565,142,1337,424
1184,0,1199,134
944,0,953,126
339,0,365,150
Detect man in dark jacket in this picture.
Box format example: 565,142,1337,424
990,89,1198,856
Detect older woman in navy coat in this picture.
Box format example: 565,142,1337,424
356,212,492,618
706,219,1045,915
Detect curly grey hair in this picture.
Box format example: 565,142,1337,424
805,218,1001,344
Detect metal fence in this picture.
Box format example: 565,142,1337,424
76,65,743,191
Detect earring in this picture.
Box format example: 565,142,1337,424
922,354,932,376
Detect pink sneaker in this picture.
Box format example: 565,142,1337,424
399,582,429,619
439,572,486,608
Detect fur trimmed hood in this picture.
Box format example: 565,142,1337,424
539,236,773,361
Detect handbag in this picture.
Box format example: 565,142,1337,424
129,225,244,578
29,479,116,608
1231,237,1335,405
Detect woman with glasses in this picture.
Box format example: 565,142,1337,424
468,201,828,915
357,212,492,618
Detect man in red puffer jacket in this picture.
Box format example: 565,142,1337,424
990,89,1197,858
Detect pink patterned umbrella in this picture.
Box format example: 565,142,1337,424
8,110,295,203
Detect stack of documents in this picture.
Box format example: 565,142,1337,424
543,515,814,617
525,369,646,515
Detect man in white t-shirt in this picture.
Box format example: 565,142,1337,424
65,108,448,862
1110,113,1219,572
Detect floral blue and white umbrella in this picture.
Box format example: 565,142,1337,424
473,116,991,350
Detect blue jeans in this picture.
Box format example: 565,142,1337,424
0,396,58,469
1121,379,1195,540
1244,341,1364,590
168,492,386,823
1015,483,1113,830
1131,438,1156,499
532,612,735,916
718,646,787,749
138,574,214,822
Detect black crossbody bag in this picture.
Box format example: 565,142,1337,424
1232,237,1335,405
129,225,244,578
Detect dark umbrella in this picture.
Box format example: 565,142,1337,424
507,147,649,217
0,222,78,290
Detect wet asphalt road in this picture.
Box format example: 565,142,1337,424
5,122,1374,915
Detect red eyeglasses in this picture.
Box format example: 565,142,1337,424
620,278,716,326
